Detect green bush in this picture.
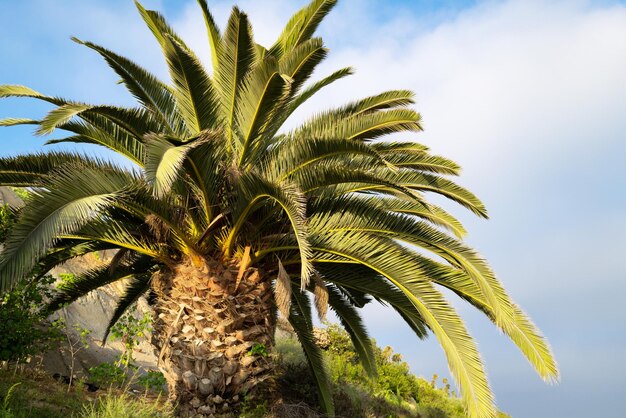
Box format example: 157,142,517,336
137,370,166,393
273,325,473,417
0,204,17,242
0,275,62,363
109,308,152,369
88,363,126,388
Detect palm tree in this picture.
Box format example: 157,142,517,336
0,0,557,416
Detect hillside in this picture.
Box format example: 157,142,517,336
0,323,510,417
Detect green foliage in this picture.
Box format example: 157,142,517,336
9,188,29,202
274,334,306,365
109,307,152,369
0,369,86,418
0,204,17,242
57,272,76,284
0,383,21,417
238,398,269,418
248,342,269,357
0,275,62,363
137,370,166,393
0,368,173,418
88,363,126,388
272,326,509,417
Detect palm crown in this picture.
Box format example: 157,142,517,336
0,1,557,416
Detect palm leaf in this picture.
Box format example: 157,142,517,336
326,283,377,377
196,0,222,71
272,0,337,56
215,7,255,145
0,164,132,291
103,274,152,342
287,284,335,416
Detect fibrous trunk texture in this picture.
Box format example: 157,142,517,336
151,258,274,416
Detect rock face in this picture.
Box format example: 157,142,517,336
0,187,23,208
44,253,159,379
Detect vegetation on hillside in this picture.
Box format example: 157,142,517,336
0,324,511,417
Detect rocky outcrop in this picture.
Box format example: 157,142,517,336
0,186,23,208
44,253,158,379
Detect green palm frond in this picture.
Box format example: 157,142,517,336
228,172,312,288
0,152,95,186
215,7,255,145
196,0,222,71
54,119,145,165
312,233,496,418
272,0,337,56
295,108,422,142
46,260,152,313
287,284,335,416
37,103,91,135
0,164,133,291
162,35,219,134
273,67,353,132
278,37,327,93
0,84,65,105
430,263,559,383
36,240,119,278
103,273,153,342
235,57,290,166
73,38,181,134
326,283,377,377
144,134,202,198
316,263,429,339
135,2,189,53
0,118,39,127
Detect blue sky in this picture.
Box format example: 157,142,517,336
1,1,626,416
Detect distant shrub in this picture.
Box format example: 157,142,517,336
273,324,472,417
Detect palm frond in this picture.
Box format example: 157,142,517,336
215,7,255,145
272,0,337,56
309,233,496,418
279,37,327,93
228,173,312,288
72,38,180,134
0,164,133,291
196,0,222,71
326,283,377,377
144,134,202,198
235,57,290,166
287,284,335,416
103,273,153,342
162,35,219,134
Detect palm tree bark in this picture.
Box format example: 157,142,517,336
151,258,274,416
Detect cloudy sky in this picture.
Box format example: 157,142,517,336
1,0,625,416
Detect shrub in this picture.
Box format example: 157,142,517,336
88,363,126,388
109,308,152,369
0,204,17,242
0,275,62,363
137,370,166,393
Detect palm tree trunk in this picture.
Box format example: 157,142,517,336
151,258,275,416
